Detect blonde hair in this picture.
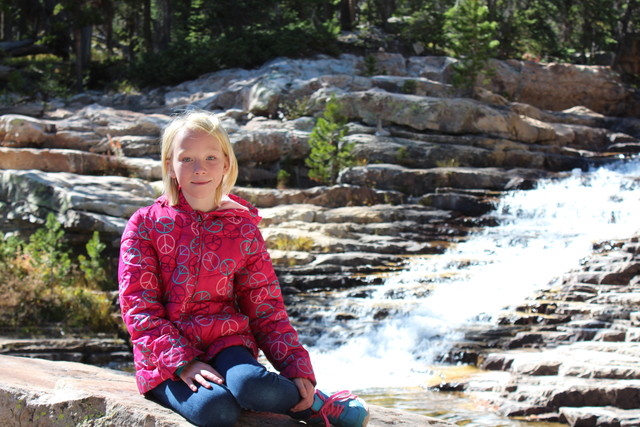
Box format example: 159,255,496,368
161,111,238,207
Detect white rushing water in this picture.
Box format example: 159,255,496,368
309,158,640,393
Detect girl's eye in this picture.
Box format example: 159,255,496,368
181,157,192,162
207,155,216,160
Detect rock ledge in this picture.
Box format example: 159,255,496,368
0,354,451,426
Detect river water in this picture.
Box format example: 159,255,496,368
298,157,640,425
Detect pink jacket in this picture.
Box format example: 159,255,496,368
118,193,316,394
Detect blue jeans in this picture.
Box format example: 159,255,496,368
146,346,308,427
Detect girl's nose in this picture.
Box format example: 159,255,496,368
193,159,206,174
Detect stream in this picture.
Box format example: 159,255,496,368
294,157,640,426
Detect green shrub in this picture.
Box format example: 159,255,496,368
78,231,110,290
436,158,461,168
269,235,315,252
276,169,292,189
399,5,448,55
362,54,378,77
0,214,118,334
395,146,409,163
2,56,74,99
279,96,311,120
24,213,73,286
401,79,417,94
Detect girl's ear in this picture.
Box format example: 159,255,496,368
166,159,176,178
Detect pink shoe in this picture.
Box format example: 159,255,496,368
310,390,370,427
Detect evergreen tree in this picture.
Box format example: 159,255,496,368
444,0,500,94
305,97,353,185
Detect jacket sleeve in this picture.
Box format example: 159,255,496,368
234,225,317,385
118,209,203,383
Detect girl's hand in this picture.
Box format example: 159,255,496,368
179,360,224,392
290,377,315,412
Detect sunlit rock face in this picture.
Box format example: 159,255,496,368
0,354,453,427
1,54,637,267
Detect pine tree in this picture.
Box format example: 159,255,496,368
444,0,500,94
305,97,353,185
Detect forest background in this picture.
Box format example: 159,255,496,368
1,0,638,99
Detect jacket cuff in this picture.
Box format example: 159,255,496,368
173,356,198,380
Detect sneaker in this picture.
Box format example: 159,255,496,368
309,390,370,427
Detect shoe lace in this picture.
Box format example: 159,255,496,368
317,390,358,427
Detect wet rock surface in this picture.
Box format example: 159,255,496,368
442,235,640,426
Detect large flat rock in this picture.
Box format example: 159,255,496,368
0,355,452,426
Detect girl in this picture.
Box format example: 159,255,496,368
118,110,369,427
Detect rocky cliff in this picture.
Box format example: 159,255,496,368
1,53,638,287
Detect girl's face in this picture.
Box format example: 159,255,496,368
167,128,229,212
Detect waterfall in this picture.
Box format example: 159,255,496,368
308,158,640,393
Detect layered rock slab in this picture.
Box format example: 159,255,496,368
446,235,640,426
0,354,452,426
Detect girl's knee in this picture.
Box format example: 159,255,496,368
232,371,298,413
187,395,241,427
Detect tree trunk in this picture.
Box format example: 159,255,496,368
81,26,92,67
156,0,172,51
103,2,115,58
72,25,92,92
74,28,83,92
1,9,12,41
618,0,637,39
340,0,357,31
143,0,152,53
375,0,396,29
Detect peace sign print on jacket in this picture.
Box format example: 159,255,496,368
118,193,316,394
